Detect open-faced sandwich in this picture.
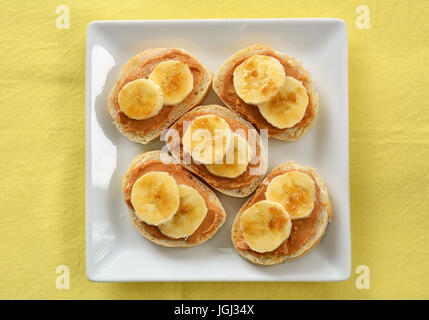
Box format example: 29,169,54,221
213,44,318,141
122,150,226,247
232,161,333,265
109,48,212,144
165,104,267,198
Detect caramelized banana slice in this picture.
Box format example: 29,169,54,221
204,133,251,178
233,55,286,104
131,171,180,225
158,185,208,239
118,79,164,120
182,115,233,164
148,60,194,106
258,76,309,129
240,200,292,253
265,171,316,219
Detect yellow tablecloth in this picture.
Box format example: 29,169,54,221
1,0,428,299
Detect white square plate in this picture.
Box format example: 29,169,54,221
86,19,350,282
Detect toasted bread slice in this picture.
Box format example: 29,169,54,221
166,104,267,198
109,48,212,144
213,44,318,142
232,161,333,265
122,150,226,247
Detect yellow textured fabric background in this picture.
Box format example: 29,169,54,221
0,0,428,299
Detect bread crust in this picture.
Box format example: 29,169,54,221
109,48,212,144
213,44,318,141
166,104,267,197
122,150,226,247
231,161,333,265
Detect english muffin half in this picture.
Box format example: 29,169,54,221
165,104,267,198
232,161,333,265
213,44,318,141
109,48,212,144
122,150,226,247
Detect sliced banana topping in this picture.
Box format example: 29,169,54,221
130,171,180,226
258,76,309,129
182,115,233,164
148,60,194,106
158,184,208,239
233,55,286,105
265,171,316,220
204,133,251,178
240,200,292,253
118,79,164,120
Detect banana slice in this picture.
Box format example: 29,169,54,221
182,115,233,164
158,185,208,239
265,171,316,220
148,60,194,106
240,200,292,253
233,55,286,105
258,76,309,129
204,133,251,178
130,171,180,226
118,79,164,120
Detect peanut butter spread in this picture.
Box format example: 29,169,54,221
114,49,204,134
219,51,315,136
124,160,223,243
234,168,322,257
169,111,263,189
